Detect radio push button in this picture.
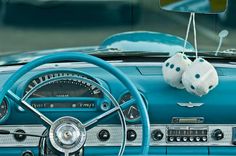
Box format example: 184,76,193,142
182,137,188,142
176,137,181,142
189,136,194,142
168,136,175,142
202,136,207,142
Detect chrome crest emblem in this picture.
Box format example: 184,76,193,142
177,102,204,108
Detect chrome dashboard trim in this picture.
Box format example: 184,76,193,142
0,124,235,147
0,125,46,147
177,102,204,108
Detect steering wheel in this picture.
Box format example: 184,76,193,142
0,52,150,156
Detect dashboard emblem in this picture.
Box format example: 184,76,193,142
177,102,204,108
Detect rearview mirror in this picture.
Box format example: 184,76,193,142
160,0,227,14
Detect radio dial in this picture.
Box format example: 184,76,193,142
98,129,110,142
152,129,164,141
212,129,224,140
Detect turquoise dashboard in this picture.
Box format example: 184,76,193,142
1,60,236,155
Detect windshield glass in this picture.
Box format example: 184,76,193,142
0,1,235,57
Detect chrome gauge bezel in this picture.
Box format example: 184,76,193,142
17,69,105,112
118,91,148,123
23,69,102,97
0,97,10,123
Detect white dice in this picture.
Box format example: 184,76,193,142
162,53,192,89
162,54,219,97
182,57,219,97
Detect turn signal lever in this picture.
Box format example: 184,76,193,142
0,129,47,138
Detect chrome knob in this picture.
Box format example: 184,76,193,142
196,137,201,142
202,136,207,142
169,137,174,142
212,129,224,140
176,137,181,142
152,129,164,141
189,137,194,142
183,137,188,142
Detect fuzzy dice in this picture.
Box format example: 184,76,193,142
182,57,219,97
162,53,192,89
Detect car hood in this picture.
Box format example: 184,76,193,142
100,31,194,55
0,31,194,66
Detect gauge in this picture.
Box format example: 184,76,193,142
24,71,103,98
119,92,147,122
0,98,9,121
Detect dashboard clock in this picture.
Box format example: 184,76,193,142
119,92,147,122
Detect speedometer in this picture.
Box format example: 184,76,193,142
27,79,102,98
24,71,103,98
21,71,104,111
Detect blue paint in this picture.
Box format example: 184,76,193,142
2,66,236,125
0,147,38,155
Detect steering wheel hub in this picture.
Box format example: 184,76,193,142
49,116,86,154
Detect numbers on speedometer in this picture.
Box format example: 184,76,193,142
24,71,103,98
119,92,147,122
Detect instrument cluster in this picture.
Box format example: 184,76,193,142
20,70,104,112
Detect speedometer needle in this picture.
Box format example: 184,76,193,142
128,106,137,114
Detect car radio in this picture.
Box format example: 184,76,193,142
166,126,208,143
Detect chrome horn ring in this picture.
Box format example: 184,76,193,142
49,116,86,156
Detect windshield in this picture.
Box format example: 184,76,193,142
0,1,235,57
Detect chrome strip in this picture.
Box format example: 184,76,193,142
0,124,235,147
177,102,204,108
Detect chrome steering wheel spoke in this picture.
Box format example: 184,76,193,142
84,99,136,129
6,90,53,126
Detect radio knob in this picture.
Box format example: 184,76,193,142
127,129,137,141
22,151,34,156
152,129,164,141
14,129,26,142
212,129,224,140
98,129,110,142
